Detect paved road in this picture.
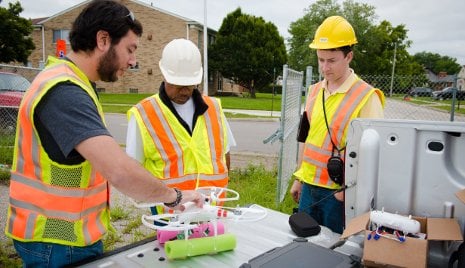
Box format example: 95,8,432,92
229,119,280,155
384,98,465,122
105,114,281,155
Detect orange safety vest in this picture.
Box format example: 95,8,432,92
5,57,110,246
128,94,229,190
296,79,384,189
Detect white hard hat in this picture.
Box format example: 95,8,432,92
159,38,203,86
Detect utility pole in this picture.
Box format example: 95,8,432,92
203,0,208,96
389,42,397,97
271,64,276,117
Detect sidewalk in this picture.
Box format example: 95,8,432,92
223,108,281,117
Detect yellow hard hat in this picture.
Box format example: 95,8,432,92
309,16,357,49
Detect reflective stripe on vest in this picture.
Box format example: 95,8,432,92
301,80,376,189
6,57,110,246
131,94,228,190
203,97,227,175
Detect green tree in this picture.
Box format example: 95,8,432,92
0,0,35,64
287,0,422,76
287,0,342,73
209,8,287,98
413,52,461,75
361,20,423,75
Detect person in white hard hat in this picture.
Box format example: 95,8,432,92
126,38,236,218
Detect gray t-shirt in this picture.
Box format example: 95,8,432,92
34,82,111,165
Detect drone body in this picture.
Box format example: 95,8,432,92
133,187,268,259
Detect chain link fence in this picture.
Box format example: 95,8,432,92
0,64,41,168
304,72,465,122
264,65,304,203
360,73,465,122
304,71,465,120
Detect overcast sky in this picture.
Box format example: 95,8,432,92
2,0,465,66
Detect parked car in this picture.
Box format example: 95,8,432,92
432,87,465,101
408,87,433,97
0,72,31,131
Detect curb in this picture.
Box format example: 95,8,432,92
228,117,280,122
230,151,278,158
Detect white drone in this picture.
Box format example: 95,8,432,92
140,187,267,228
130,187,267,258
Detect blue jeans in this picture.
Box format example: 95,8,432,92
13,240,103,267
298,183,344,234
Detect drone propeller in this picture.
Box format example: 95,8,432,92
196,186,240,203
130,186,240,209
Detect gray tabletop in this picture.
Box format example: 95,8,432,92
78,208,340,268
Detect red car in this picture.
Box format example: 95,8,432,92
0,72,31,131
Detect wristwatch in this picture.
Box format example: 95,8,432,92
164,188,182,208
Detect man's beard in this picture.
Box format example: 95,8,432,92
98,46,119,82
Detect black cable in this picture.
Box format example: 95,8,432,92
292,90,356,215
322,89,345,154
296,182,355,213
305,183,351,210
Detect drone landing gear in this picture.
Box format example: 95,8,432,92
157,221,226,244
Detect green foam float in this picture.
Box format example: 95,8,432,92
164,233,237,259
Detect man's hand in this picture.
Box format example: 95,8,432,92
334,190,344,202
175,190,204,211
290,180,302,203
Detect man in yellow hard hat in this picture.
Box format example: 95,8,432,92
291,16,385,234
126,38,235,218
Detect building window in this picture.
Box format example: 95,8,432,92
208,34,215,45
53,29,70,43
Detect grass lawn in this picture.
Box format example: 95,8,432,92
228,164,295,215
100,92,286,114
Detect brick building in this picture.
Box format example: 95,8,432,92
27,0,243,95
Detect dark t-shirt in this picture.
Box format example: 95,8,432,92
34,82,111,165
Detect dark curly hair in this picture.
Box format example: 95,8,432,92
69,0,143,52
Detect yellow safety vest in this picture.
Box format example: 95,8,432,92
5,56,110,246
294,79,385,189
127,94,229,190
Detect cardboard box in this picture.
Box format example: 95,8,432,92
341,212,463,268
